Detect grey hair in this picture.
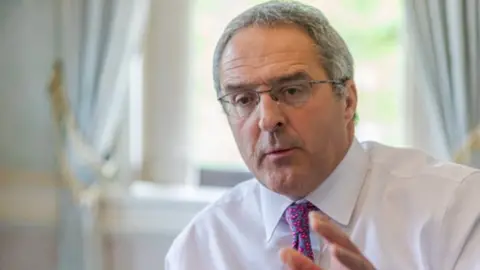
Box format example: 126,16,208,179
212,0,354,97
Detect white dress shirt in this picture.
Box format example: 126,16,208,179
165,139,480,269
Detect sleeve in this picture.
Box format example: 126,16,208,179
164,223,210,270
164,241,184,270
164,230,194,270
437,172,480,270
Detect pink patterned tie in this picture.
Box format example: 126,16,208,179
284,201,318,261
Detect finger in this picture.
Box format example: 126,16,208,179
279,247,324,270
309,211,361,254
333,245,375,270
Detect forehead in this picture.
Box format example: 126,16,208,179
220,25,325,87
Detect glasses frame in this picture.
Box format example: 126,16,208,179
217,78,348,117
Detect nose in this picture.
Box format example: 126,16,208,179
257,93,286,132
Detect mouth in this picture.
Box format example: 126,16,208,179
264,148,296,158
267,148,293,154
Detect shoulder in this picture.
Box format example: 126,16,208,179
189,178,260,227
361,140,480,185
165,179,260,267
169,178,259,237
360,141,480,225
360,141,480,267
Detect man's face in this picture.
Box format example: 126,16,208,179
219,26,357,199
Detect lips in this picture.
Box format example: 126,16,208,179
266,148,294,155
258,147,297,165
262,147,299,160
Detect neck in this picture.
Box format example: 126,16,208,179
297,136,354,200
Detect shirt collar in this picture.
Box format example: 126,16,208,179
259,139,370,242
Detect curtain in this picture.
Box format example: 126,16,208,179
48,0,150,269
404,0,480,166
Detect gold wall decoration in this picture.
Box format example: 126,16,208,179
47,60,118,201
454,127,480,165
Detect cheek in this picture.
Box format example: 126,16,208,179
293,103,339,149
229,117,259,159
294,117,327,151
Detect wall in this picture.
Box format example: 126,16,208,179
1,178,223,270
0,172,57,270
0,0,58,269
101,182,226,270
142,0,195,185
0,0,57,171
0,1,213,270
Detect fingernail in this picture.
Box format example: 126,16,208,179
309,211,327,228
308,211,318,228
332,244,347,257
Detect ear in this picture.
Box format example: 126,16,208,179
343,80,358,125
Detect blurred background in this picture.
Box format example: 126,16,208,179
0,0,478,270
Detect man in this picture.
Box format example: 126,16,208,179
165,1,480,269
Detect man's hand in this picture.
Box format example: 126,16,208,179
280,211,375,270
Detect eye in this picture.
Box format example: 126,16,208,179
281,85,305,96
232,92,256,106
285,87,300,95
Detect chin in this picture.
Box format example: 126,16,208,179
262,170,309,199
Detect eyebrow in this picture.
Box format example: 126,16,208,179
222,71,311,93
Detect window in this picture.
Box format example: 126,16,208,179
191,0,405,178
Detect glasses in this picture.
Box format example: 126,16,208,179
217,79,346,118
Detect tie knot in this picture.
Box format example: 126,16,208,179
284,201,318,233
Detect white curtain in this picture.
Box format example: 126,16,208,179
48,0,150,269
405,0,480,166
